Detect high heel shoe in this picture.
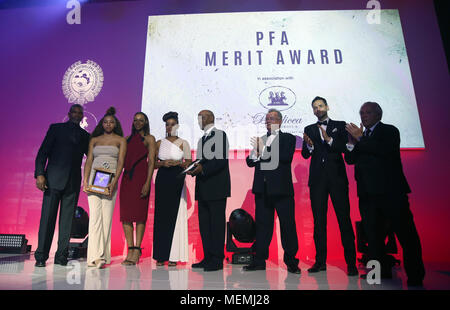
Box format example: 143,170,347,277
129,247,143,264
95,259,106,269
168,261,177,267
121,247,137,266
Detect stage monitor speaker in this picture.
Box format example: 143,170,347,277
226,209,256,264
68,237,88,259
0,234,30,254
232,253,254,265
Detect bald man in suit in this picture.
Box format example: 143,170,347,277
345,102,425,286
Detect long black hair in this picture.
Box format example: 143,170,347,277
91,106,124,137
131,112,150,136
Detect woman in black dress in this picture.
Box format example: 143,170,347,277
153,112,192,266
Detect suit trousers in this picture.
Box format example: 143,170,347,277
197,198,227,265
87,191,117,265
254,183,299,267
309,180,356,266
359,193,425,280
35,179,79,262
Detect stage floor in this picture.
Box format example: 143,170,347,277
0,253,448,290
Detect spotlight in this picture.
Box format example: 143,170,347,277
68,206,89,259
226,209,256,264
0,234,31,254
71,206,89,238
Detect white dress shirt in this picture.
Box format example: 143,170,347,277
307,118,333,153
203,124,215,137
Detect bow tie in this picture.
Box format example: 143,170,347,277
317,121,328,126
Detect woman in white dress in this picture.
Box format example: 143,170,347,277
153,112,192,266
83,107,127,269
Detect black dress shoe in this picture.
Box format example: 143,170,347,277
347,265,359,276
192,260,208,269
35,261,46,267
243,263,266,271
308,263,326,273
54,258,68,266
287,264,301,274
204,263,223,272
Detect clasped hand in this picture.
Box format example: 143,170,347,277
162,160,182,168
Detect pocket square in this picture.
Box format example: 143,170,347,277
332,128,338,133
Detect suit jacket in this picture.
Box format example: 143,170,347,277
35,121,90,191
301,119,349,187
246,131,296,196
195,128,231,201
344,122,411,197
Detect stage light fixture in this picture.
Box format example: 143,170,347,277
68,206,89,259
226,209,256,264
0,234,30,254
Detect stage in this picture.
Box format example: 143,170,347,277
1,0,450,298
0,253,448,290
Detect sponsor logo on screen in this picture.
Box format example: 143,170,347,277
259,86,296,111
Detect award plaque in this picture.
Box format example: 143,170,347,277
180,159,201,174
87,167,115,195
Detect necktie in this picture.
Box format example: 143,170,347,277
365,129,372,137
69,123,80,144
317,121,328,126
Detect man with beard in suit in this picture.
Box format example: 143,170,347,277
34,104,90,267
302,96,358,276
188,110,231,272
243,109,301,274
345,101,425,286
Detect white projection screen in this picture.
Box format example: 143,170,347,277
142,10,425,149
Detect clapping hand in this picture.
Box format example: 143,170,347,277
303,133,313,147
317,125,331,143
345,123,364,141
250,136,264,156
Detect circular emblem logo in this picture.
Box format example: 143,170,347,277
62,110,98,132
259,86,296,111
62,60,104,105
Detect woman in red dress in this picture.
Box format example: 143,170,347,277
119,112,156,265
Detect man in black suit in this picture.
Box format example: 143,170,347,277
34,104,90,267
345,101,425,286
243,109,300,274
301,96,358,276
188,110,231,272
